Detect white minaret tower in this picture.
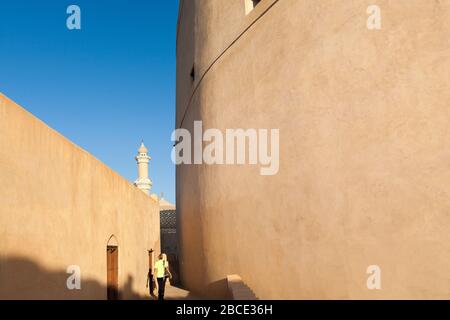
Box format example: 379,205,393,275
134,141,152,195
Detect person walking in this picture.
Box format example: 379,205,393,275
154,253,172,300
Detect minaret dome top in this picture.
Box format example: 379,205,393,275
138,141,148,154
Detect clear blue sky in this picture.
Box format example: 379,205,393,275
0,0,179,203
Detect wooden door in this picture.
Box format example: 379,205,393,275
107,246,119,300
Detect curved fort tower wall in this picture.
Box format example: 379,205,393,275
176,0,450,299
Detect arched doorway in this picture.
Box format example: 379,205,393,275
107,235,119,300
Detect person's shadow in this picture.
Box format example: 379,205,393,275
149,276,158,300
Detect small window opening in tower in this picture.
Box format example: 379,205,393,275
245,0,261,15
190,65,195,82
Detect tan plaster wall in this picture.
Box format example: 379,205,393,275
176,0,450,299
0,93,160,299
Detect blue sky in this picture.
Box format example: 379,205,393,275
0,0,179,203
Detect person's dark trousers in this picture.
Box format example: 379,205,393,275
157,277,167,300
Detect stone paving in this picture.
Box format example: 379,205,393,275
163,284,203,300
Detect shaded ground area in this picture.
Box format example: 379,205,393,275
164,284,203,300
0,255,204,300
0,255,144,299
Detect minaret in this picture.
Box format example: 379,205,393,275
134,141,152,195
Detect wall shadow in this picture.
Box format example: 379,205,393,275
0,255,147,300
163,279,227,300
205,278,229,300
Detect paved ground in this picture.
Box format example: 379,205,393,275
158,284,203,300
165,285,201,300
